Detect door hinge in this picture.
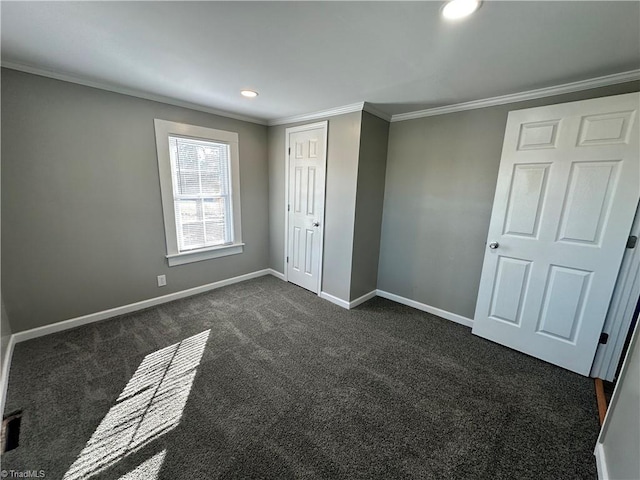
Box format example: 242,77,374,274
599,332,609,345
287,204,290,212
627,235,637,249
288,147,291,156
286,256,289,264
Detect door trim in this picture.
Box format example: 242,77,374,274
591,200,640,381
284,121,328,294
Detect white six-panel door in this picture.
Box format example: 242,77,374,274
473,92,640,375
286,122,327,293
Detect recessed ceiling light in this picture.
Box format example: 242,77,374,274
442,0,481,20
241,90,258,98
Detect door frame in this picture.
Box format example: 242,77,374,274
283,121,328,295
591,200,640,381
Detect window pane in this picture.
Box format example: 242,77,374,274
203,198,225,219
175,170,200,195
181,223,205,250
175,141,198,170
201,172,222,195
205,221,226,245
201,145,223,171
175,199,202,225
169,135,234,252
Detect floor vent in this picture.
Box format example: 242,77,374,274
1,410,23,453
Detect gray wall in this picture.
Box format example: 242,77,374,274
268,112,362,301
0,108,9,365
5,69,636,332
267,125,287,272
350,112,389,300
0,296,10,415
1,296,10,370
0,92,7,382
1,69,269,332
378,81,640,320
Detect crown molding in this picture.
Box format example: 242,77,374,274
391,69,640,123
363,102,392,122
5,60,637,128
268,100,393,127
266,69,640,126
1,61,268,126
268,102,366,126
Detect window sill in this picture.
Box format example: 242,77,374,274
166,243,244,266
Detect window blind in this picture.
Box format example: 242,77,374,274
168,136,233,252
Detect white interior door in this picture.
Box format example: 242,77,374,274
473,92,640,375
286,122,327,293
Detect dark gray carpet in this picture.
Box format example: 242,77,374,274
2,275,599,479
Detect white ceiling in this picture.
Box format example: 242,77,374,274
2,1,639,124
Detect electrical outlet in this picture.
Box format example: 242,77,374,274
157,275,167,287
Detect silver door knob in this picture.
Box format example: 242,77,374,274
312,221,320,227
489,242,499,249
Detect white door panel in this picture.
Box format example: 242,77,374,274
473,93,640,375
286,123,327,293
502,163,550,238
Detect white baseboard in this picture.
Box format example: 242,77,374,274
594,443,609,480
13,269,274,344
319,291,350,309
376,290,474,328
267,269,286,281
317,289,471,330
319,290,376,309
6,275,470,388
1,334,16,418
350,290,377,308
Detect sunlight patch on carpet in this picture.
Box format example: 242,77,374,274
118,449,166,480
63,330,210,480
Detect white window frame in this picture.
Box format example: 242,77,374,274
154,119,243,267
